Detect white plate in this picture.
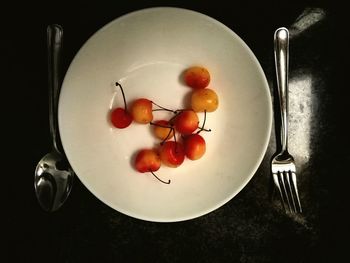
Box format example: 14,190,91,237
59,7,272,222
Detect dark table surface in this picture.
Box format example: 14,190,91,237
5,1,346,262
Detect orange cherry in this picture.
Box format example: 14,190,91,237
191,88,219,112
130,98,153,124
184,66,210,89
151,120,175,141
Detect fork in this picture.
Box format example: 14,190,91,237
271,27,302,213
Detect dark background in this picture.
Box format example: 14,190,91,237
5,1,346,262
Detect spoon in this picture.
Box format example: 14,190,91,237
34,24,74,212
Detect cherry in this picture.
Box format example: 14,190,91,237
110,65,217,184
110,108,133,128
174,110,199,135
150,120,175,142
191,88,218,112
135,149,170,184
110,82,133,129
130,98,153,124
159,141,185,168
184,110,209,160
184,66,210,89
184,134,206,160
135,149,160,173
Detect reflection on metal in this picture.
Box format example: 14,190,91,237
288,73,313,164
289,8,326,38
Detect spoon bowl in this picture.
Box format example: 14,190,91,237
34,24,74,212
35,151,74,211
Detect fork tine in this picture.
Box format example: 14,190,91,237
273,173,287,210
272,172,287,210
286,171,297,212
290,172,302,213
279,172,292,212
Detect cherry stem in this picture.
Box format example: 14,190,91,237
197,127,212,132
197,110,211,134
152,119,178,151
150,122,175,145
151,101,177,114
175,108,188,112
150,170,171,184
152,109,172,112
162,127,175,145
115,82,128,111
201,110,207,130
168,113,178,124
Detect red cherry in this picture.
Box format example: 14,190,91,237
135,149,161,173
135,149,170,184
184,134,206,160
159,141,185,168
174,110,199,135
110,108,132,128
110,82,133,129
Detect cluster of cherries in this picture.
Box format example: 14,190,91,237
110,66,218,184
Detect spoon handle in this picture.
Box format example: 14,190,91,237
47,24,63,152
274,27,289,154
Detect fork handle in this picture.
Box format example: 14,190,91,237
274,27,289,153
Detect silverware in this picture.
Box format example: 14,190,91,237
271,27,302,213
34,24,74,212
